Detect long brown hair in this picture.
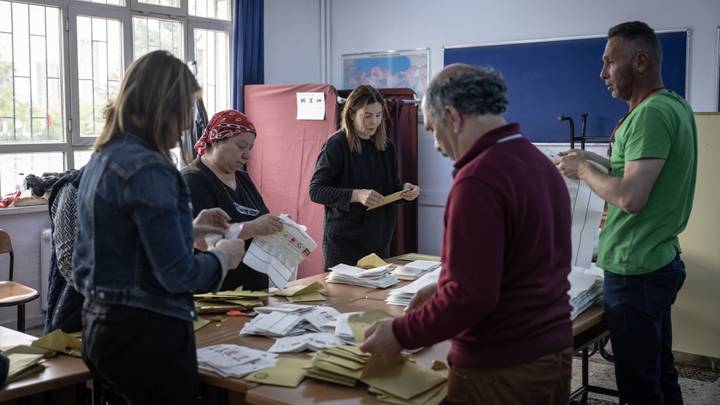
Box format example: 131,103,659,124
94,50,200,161
340,85,388,153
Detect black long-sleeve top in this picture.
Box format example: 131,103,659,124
181,158,270,291
309,130,403,269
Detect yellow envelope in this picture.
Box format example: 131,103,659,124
2,345,51,384
312,359,364,380
348,310,392,343
361,355,447,400
245,357,310,387
366,190,404,211
313,351,364,370
305,368,357,387
287,292,326,303
31,329,82,357
372,382,448,405
274,281,324,297
394,253,442,262
218,299,264,307
356,253,389,269
193,319,210,331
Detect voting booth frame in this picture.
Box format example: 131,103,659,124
244,84,419,278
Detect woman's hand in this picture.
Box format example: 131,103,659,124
192,208,230,240
352,189,384,209
242,214,283,239
212,239,246,269
400,183,420,201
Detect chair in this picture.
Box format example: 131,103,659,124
0,229,40,332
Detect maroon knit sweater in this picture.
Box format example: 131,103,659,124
393,123,573,369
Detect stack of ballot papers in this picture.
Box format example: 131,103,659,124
568,267,603,320
305,345,370,387
391,260,441,281
241,305,342,339
196,344,277,378
363,356,448,405
194,289,268,314
386,267,442,307
326,264,400,289
268,332,344,353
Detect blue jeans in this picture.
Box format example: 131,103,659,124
603,255,686,405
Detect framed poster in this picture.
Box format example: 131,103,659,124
342,48,429,96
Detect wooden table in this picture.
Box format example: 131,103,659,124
196,257,616,405
0,327,91,404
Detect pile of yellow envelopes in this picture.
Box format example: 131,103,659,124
305,345,369,387
193,289,269,314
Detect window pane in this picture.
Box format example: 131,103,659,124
75,0,125,6
0,2,64,144
132,16,183,60
138,0,180,8
189,0,231,21
77,15,124,138
193,28,230,117
73,150,93,169
0,152,64,196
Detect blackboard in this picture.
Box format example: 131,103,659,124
444,31,688,143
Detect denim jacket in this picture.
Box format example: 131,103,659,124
72,125,228,321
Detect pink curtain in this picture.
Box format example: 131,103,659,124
244,84,339,278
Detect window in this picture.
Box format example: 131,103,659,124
193,28,229,117
0,2,64,144
133,16,183,60
0,0,232,190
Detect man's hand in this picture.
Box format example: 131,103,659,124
359,319,403,357
352,189,384,209
554,152,589,180
192,208,230,241
407,282,437,310
242,214,283,239
401,183,420,201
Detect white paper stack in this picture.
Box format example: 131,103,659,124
241,306,343,338
326,264,400,289
197,344,277,378
267,332,344,353
334,312,361,342
385,268,442,307
391,260,441,281
568,267,603,320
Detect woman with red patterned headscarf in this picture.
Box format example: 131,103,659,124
182,109,282,291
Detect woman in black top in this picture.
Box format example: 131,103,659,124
182,109,282,290
310,85,420,269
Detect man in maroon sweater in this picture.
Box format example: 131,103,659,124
361,64,574,404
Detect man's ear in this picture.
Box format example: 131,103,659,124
444,106,463,134
633,50,650,74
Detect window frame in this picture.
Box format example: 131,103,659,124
0,0,232,171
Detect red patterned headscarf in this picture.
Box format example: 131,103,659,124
194,109,256,155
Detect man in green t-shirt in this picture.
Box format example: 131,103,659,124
555,21,696,405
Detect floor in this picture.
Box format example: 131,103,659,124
26,325,720,404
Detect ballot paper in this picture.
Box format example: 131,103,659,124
240,312,305,337
334,312,361,341
197,344,277,378
367,190,404,211
386,267,442,307
302,306,341,331
204,222,244,248
267,332,343,353
254,303,315,314
296,92,325,120
568,267,603,320
243,214,317,289
326,264,400,289
391,260,441,281
540,147,606,269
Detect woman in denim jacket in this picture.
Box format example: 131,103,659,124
72,50,246,404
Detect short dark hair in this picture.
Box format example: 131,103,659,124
425,64,508,120
608,21,662,64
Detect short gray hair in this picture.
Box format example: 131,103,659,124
425,64,508,120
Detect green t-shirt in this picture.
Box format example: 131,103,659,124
597,90,697,275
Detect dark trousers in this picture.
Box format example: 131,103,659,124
82,300,199,405
442,348,573,405
604,255,686,405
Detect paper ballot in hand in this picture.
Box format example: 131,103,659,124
242,215,317,289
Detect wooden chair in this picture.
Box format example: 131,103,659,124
0,229,40,332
